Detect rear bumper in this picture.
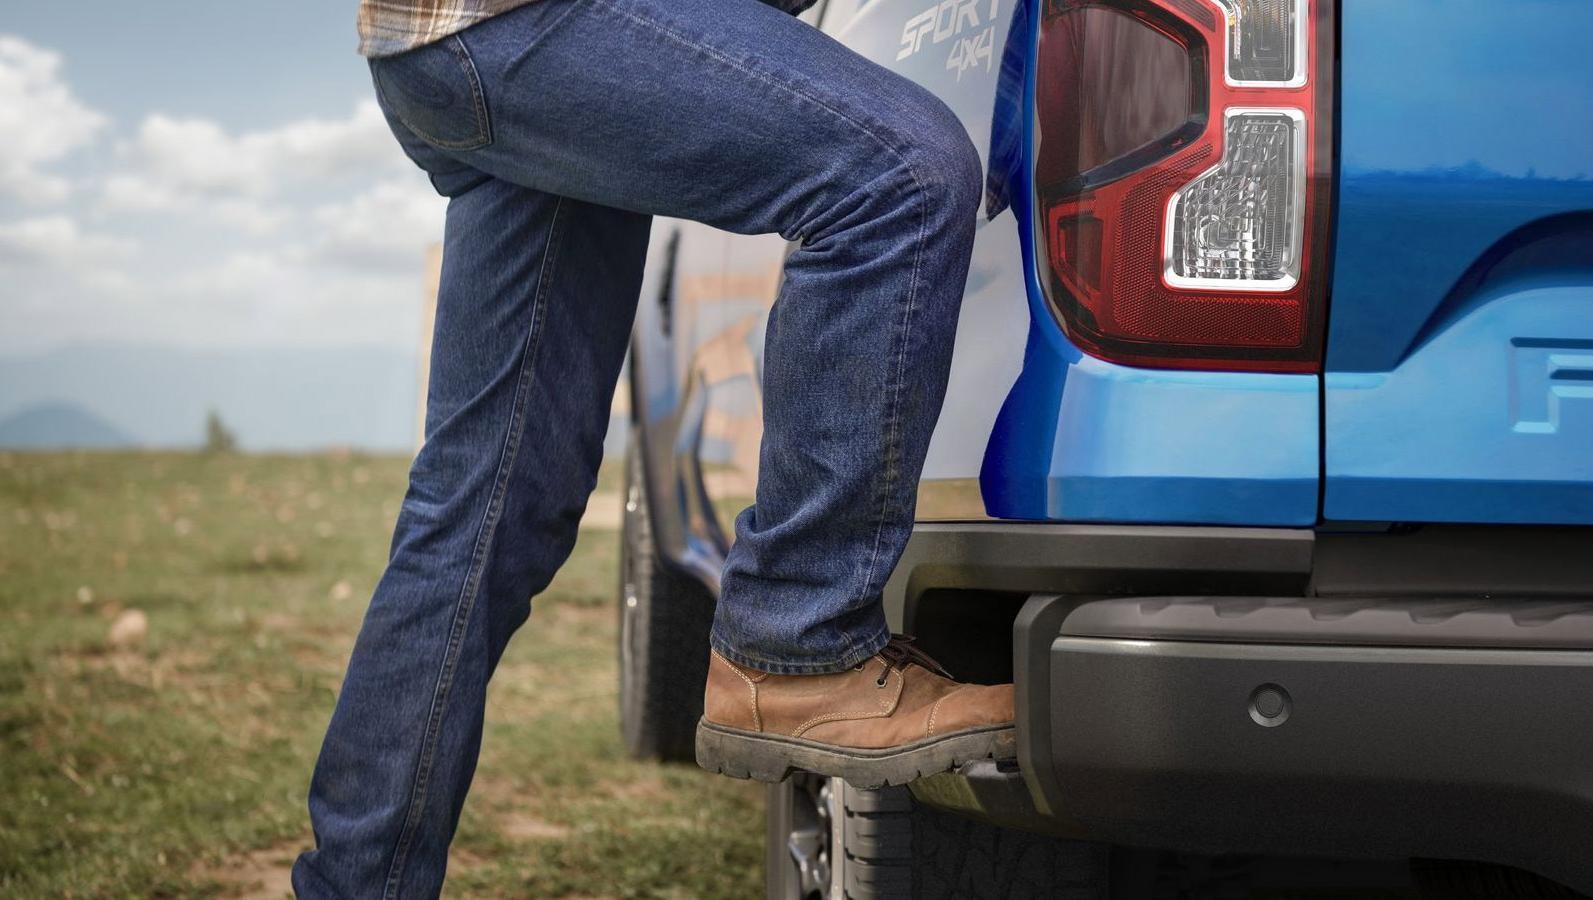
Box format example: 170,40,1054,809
888,523,1593,893
1018,594,1593,894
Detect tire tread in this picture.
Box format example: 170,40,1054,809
618,444,715,762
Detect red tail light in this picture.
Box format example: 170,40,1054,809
1035,0,1334,372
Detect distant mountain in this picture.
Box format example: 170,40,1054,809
0,343,628,455
0,343,419,452
0,403,139,449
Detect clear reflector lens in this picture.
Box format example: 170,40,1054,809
1166,109,1304,290
1215,0,1304,85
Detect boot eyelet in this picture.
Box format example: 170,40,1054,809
875,675,887,688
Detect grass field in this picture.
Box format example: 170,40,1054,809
0,451,762,899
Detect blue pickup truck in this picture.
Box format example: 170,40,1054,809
616,0,1593,895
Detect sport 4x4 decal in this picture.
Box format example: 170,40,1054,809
897,0,1001,81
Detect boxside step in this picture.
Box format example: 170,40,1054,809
1058,595,1593,649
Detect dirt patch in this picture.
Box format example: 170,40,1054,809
605,775,669,803
60,646,214,693
197,838,301,899
548,602,611,628
499,811,573,841
449,844,491,874
257,613,301,632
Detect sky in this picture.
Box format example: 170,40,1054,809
0,1,446,356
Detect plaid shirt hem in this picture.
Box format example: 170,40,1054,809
357,0,539,57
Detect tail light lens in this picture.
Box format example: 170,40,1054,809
1035,0,1333,372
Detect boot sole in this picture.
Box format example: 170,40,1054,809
695,719,1017,789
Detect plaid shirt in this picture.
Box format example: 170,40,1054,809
357,0,539,57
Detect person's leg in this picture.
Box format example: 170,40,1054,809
299,0,998,893
292,145,651,895
437,0,1010,788
451,0,985,672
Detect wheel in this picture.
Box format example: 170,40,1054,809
617,440,715,761
766,777,1109,899
767,775,839,899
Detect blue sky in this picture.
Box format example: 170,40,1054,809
5,2,372,131
0,2,446,356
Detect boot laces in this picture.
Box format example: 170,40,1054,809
872,635,953,687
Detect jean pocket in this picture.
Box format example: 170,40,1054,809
370,35,493,151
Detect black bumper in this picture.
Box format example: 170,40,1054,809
887,523,1593,893
1019,594,1593,894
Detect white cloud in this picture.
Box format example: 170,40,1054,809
211,198,293,235
146,247,430,349
100,172,180,211
6,238,431,354
98,99,417,238
114,100,402,200
0,216,135,267
312,179,447,269
0,35,107,204
101,173,291,236
2,37,442,357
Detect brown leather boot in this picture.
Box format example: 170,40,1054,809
695,637,1015,788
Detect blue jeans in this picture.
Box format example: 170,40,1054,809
292,0,980,894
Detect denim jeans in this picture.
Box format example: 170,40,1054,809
292,0,980,894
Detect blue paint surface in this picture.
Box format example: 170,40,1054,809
1326,284,1593,524
1326,0,1593,523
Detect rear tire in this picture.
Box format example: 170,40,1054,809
841,784,915,899
617,441,715,762
766,777,1109,899
910,798,1109,900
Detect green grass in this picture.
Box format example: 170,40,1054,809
0,451,761,899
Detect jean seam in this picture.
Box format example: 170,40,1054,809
372,36,493,151
588,0,932,629
857,171,927,605
380,195,567,900
448,35,495,148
